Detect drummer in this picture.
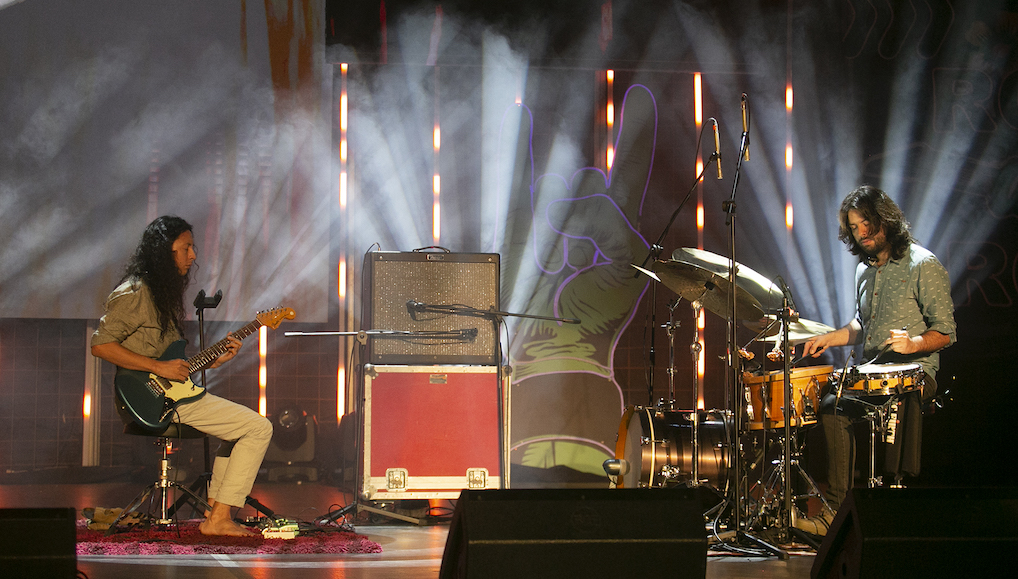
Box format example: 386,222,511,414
794,185,956,536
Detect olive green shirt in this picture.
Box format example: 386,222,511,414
91,278,181,358
854,243,957,378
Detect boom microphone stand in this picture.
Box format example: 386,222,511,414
722,94,785,557
636,121,722,408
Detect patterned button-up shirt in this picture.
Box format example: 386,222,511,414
854,243,956,378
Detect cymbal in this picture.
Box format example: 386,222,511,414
672,248,783,305
637,263,762,323
747,316,835,345
639,248,781,320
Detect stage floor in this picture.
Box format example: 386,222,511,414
0,481,817,578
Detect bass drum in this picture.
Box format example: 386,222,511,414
614,407,730,489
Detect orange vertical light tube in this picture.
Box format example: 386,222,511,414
258,326,267,417
694,72,705,407
337,63,349,421
606,70,615,171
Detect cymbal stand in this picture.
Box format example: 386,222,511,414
688,299,704,485
778,295,794,540
662,298,681,410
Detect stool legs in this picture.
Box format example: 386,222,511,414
105,438,212,536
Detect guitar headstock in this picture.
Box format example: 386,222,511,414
256,307,297,329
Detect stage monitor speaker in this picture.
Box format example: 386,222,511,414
439,488,707,579
812,487,1017,579
363,251,499,365
0,507,77,577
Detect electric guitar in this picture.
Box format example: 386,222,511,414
114,306,296,431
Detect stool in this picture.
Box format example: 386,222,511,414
106,420,212,535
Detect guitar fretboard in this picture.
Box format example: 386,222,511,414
186,319,262,374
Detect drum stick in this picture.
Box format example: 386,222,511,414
863,325,910,366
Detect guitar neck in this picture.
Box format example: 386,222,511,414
186,319,262,374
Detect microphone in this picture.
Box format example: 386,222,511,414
741,93,750,161
712,118,723,179
774,275,797,314
406,300,420,321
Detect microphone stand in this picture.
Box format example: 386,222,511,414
722,97,785,558
636,147,720,407
410,301,580,492
289,306,578,526
188,290,221,508
184,289,276,521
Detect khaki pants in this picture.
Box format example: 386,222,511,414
173,393,273,508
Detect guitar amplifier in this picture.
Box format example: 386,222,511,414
361,364,503,500
363,251,500,365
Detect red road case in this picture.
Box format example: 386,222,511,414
362,364,503,500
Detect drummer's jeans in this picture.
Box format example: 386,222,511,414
819,373,937,511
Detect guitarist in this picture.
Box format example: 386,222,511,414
91,216,272,537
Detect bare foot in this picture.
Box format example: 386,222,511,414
199,517,258,537
200,501,258,537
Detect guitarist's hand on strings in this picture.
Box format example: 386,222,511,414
152,358,193,382
209,333,243,369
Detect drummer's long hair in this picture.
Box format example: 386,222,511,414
121,216,194,339
838,185,914,262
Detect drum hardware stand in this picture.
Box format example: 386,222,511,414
661,298,680,411
857,395,903,488
747,429,832,530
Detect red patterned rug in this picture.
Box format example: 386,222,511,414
76,521,383,555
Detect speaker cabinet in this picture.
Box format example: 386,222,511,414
0,508,77,577
812,487,1017,579
363,251,499,365
439,489,707,579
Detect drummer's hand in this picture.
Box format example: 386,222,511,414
883,329,918,355
803,333,835,358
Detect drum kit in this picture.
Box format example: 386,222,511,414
609,247,925,548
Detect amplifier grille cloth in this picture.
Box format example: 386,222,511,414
369,257,498,365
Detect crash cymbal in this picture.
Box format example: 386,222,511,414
648,259,768,320
747,316,835,345
672,247,783,307
638,248,782,320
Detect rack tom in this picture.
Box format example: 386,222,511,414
742,365,830,430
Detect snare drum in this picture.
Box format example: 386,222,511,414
614,407,730,489
742,366,831,430
836,362,923,397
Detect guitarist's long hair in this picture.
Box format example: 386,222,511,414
123,216,194,339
